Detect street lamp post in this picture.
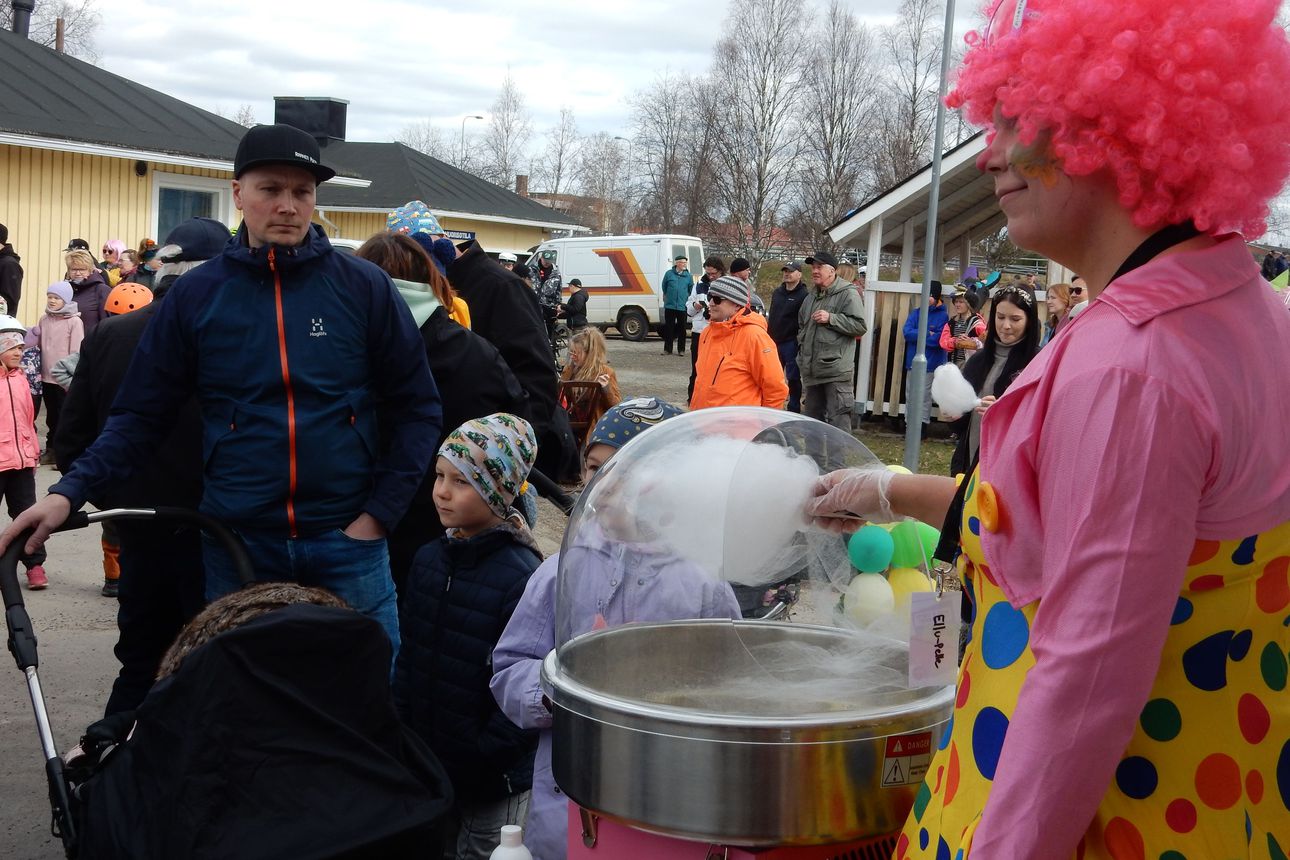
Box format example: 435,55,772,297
902,0,958,472
613,135,633,233
460,115,483,168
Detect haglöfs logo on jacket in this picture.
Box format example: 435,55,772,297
310,318,327,337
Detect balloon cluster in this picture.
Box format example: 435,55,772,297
841,466,938,626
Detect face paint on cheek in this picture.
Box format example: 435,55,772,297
1011,135,1062,188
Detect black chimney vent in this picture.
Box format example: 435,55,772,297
273,97,349,146
11,0,35,37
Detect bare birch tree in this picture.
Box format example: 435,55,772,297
1,0,100,61
630,72,693,233
791,0,879,248
232,104,257,128
532,107,581,197
678,76,721,237
482,72,533,188
871,0,943,191
575,133,629,233
396,119,451,161
707,0,807,266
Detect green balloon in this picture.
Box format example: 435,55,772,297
847,525,895,573
889,520,940,569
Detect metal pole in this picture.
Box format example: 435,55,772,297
903,0,958,472
11,0,34,37
613,136,633,232
459,114,483,168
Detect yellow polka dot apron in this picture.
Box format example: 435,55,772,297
896,471,1290,859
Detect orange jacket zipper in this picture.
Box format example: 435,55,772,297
268,248,300,537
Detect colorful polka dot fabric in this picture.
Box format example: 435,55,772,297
896,470,1290,859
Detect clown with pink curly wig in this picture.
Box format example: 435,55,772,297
806,0,1290,856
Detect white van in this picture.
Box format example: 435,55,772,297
525,234,704,340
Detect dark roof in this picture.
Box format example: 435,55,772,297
825,131,987,234
315,141,581,227
0,27,246,161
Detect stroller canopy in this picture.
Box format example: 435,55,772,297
78,603,452,860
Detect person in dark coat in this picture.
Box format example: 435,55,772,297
447,241,577,482
354,232,529,600
54,217,230,716
0,223,22,313
560,278,589,329
63,248,113,334
393,414,541,859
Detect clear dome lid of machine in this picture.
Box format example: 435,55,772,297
553,407,930,718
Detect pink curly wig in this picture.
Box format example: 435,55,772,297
948,0,1290,236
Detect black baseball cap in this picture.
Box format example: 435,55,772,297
568,278,583,286
234,124,336,184
805,250,839,268
65,238,90,252
160,217,232,262
781,262,802,272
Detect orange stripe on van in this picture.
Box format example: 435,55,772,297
587,248,655,295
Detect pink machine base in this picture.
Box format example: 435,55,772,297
567,805,898,860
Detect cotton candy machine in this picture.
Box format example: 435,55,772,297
541,408,955,855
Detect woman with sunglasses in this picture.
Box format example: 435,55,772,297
810,0,1290,855
99,239,128,287
689,274,787,410
944,285,1041,476
1067,275,1089,319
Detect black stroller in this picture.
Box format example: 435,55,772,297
2,507,453,859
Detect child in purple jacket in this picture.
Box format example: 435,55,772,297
490,398,740,860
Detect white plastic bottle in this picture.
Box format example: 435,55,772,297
488,825,533,860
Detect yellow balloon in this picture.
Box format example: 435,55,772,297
843,573,895,625
887,567,934,608
886,464,913,475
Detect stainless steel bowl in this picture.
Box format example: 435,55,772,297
543,620,953,847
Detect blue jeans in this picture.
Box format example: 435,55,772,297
203,527,401,658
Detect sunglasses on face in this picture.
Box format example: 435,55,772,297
708,295,726,305
1070,287,1085,295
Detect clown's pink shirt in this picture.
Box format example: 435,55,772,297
971,235,1290,856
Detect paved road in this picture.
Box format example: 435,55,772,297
0,335,694,858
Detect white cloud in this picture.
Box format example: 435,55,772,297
96,0,984,144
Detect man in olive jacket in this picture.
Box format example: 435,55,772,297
797,250,867,430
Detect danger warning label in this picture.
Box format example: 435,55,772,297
881,731,933,787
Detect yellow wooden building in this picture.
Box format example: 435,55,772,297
1,31,581,325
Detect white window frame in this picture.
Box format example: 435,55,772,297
150,171,235,240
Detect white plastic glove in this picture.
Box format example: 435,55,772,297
806,467,896,533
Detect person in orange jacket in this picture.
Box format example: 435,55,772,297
690,275,787,410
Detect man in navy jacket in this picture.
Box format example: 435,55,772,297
2,125,441,652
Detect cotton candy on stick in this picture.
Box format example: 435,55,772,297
931,363,980,416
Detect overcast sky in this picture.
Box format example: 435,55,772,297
95,0,984,144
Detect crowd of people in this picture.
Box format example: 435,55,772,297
6,2,1290,847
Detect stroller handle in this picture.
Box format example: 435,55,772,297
63,506,256,584
3,507,254,673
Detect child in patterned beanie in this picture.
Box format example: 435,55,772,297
392,413,543,860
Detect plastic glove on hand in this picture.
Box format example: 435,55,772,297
806,468,896,533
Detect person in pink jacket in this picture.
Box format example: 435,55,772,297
808,0,1290,856
26,281,83,464
938,288,986,367
0,327,46,588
